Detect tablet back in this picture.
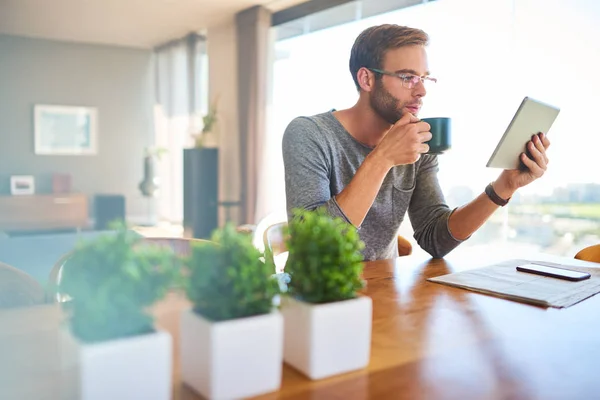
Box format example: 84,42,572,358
486,97,560,169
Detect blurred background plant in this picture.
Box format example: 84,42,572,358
59,222,180,343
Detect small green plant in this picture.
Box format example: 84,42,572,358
285,207,365,304
201,100,218,134
59,223,180,343
144,146,168,160
192,97,219,148
185,223,279,322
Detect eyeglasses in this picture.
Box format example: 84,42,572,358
367,68,437,89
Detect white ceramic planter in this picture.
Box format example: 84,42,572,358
180,309,283,399
65,329,172,400
281,295,372,380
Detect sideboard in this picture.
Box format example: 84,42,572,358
0,194,89,233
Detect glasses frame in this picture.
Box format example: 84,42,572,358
367,68,437,89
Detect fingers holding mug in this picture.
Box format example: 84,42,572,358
420,117,451,155
420,130,433,144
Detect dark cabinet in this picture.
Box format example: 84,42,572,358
183,148,218,239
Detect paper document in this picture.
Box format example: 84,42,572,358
428,259,600,308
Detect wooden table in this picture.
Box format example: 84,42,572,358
154,252,600,400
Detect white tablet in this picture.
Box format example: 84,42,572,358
486,97,560,169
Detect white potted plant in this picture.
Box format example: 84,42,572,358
57,224,178,400
181,223,282,399
281,207,371,380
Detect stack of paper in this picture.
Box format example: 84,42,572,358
428,259,600,308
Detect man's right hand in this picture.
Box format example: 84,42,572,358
372,112,432,168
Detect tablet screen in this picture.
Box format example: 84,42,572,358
486,97,560,170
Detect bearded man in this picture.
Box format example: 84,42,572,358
282,24,550,260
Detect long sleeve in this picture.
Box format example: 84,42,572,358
281,117,353,225
408,155,465,258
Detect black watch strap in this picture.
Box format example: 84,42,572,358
485,183,510,207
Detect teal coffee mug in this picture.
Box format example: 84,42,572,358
421,117,451,154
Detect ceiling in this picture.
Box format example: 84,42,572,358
0,0,308,49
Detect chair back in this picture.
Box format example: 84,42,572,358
262,222,289,273
236,224,256,236
263,222,288,259
251,211,289,251
397,235,413,257
0,262,46,309
574,244,600,263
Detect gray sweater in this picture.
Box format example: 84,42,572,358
282,110,464,261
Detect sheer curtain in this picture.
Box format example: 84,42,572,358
154,34,208,223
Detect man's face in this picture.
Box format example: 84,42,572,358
369,45,429,124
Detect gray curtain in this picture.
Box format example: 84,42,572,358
236,6,272,225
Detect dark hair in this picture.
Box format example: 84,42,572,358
349,24,429,91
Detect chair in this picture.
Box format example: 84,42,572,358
236,224,256,236
263,222,288,261
0,262,46,309
47,237,212,303
252,210,290,252
262,222,413,269
397,235,413,256
262,222,288,274
574,244,600,263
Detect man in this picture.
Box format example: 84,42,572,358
281,24,550,261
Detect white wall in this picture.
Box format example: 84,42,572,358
0,34,155,223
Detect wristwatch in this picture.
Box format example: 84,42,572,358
485,182,510,207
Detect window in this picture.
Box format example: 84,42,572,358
266,0,600,257
154,36,208,224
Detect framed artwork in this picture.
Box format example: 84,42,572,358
34,104,98,155
10,175,35,195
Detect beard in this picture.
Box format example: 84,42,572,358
369,79,406,125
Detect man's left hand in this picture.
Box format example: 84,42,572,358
493,132,551,199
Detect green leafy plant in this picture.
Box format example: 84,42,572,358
201,100,218,134
184,223,279,322
192,97,219,148
285,207,365,304
144,146,168,160
59,224,180,343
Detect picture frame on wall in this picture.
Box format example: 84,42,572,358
34,104,98,155
10,175,35,195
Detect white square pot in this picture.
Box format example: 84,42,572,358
281,295,372,380
180,309,283,399
65,329,172,400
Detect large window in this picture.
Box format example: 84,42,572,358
266,0,600,257
154,36,209,224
